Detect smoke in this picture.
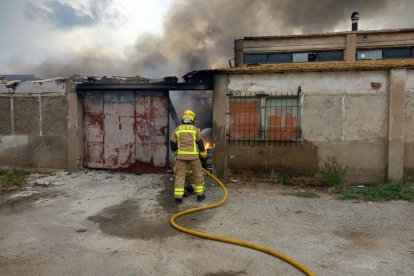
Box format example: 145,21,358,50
8,0,413,79
127,0,392,78
168,90,212,163
169,90,213,129
5,45,125,78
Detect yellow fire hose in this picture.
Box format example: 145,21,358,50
170,168,315,276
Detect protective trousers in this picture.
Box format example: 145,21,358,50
174,159,204,199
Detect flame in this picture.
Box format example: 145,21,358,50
204,140,213,150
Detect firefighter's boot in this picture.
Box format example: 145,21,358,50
197,194,205,202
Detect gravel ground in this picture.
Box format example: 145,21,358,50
0,170,413,276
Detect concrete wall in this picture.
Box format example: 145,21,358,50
0,79,78,170
214,69,414,180
405,70,414,179
242,34,346,53
356,31,414,49
212,75,228,176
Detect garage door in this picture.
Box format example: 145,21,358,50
83,91,168,173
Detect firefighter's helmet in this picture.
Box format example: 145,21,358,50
182,109,196,123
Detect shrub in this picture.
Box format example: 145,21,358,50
318,157,347,187
342,180,414,201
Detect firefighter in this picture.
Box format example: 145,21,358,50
170,110,207,204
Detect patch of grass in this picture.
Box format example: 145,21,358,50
0,169,30,187
319,157,347,187
342,180,414,201
291,191,320,198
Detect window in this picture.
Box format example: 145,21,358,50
244,53,293,65
357,48,414,60
317,50,343,61
265,98,300,140
293,51,344,62
229,99,260,139
293,53,315,62
383,48,412,59
357,50,382,60
244,54,267,64
228,93,302,144
245,50,343,65
268,53,292,63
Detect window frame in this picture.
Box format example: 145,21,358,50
227,92,303,144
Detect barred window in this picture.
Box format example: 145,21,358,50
228,92,302,144
229,99,260,139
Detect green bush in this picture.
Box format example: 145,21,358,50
0,169,30,187
342,180,414,201
318,157,347,187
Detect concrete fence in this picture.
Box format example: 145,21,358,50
0,79,79,170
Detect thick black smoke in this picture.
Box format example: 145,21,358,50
9,0,413,79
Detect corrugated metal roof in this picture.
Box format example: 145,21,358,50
216,59,414,74
242,28,414,40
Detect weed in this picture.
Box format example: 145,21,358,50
0,169,30,187
278,171,291,185
342,180,414,201
291,191,320,198
318,157,347,187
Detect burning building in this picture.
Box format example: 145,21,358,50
0,75,212,173
2,14,414,182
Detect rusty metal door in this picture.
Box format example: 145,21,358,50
83,91,168,173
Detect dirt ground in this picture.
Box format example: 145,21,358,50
0,170,413,276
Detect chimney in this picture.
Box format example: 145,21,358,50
351,12,360,31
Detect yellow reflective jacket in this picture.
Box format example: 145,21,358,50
171,124,206,160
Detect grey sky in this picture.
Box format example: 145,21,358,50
24,0,121,29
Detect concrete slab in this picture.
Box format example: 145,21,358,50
41,97,68,136
13,97,39,135
302,95,343,141
345,94,387,141
0,171,413,275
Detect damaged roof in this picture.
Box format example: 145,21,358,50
77,75,178,84
76,74,213,91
